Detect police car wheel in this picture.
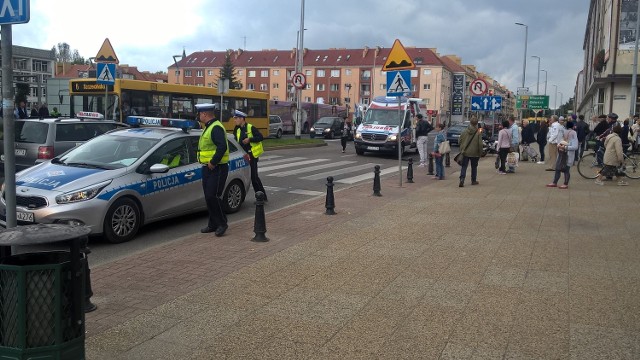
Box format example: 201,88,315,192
223,180,245,214
103,197,141,244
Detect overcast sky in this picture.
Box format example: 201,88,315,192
12,0,586,107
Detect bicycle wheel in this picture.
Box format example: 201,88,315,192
577,153,602,179
623,154,640,179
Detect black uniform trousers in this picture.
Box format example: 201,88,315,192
202,163,229,230
249,154,267,200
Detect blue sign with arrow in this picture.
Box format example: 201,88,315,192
471,96,502,112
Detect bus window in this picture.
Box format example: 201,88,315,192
150,94,170,117
171,96,195,119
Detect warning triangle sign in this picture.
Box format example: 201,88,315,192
382,39,415,71
95,38,119,64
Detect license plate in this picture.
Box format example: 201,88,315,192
15,149,26,156
17,211,34,222
367,146,379,151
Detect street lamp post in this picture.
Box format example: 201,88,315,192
370,46,382,102
531,55,540,95
540,69,548,96
515,23,528,90
553,84,558,115
559,92,563,114
630,0,640,117
295,0,306,139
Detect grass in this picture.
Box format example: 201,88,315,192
263,137,325,149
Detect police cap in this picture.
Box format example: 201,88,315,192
232,109,247,118
195,103,220,112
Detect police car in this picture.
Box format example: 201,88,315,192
0,116,251,244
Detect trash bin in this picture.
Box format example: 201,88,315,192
0,224,90,360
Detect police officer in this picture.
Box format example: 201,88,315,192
196,103,229,236
232,110,267,201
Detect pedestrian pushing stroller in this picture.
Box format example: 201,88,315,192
521,143,538,162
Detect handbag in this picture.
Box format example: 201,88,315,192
438,140,451,154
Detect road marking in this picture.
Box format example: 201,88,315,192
260,156,306,165
335,166,407,184
267,161,356,177
260,159,329,172
289,189,325,196
300,163,378,180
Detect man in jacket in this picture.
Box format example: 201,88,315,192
415,114,433,167
575,114,590,160
458,118,483,187
507,116,520,173
233,109,267,202
196,103,230,237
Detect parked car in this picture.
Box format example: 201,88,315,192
310,117,344,139
446,124,467,146
0,112,127,171
0,117,251,244
269,115,283,138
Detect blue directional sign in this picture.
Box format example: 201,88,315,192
471,96,502,112
0,0,30,25
386,70,411,97
96,63,116,85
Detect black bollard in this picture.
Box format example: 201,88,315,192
373,165,382,196
252,191,269,242
445,152,451,167
407,158,414,183
427,152,434,175
81,237,97,313
325,176,336,215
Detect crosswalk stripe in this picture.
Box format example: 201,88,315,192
335,166,407,184
289,189,325,196
260,159,329,172
267,161,356,177
259,155,283,160
300,163,378,180
259,156,306,166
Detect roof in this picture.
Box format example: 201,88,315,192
56,63,167,82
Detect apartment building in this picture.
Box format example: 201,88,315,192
168,46,515,124
577,0,640,119
0,44,55,107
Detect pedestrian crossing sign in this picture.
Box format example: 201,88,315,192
382,39,415,71
386,70,411,97
97,63,116,85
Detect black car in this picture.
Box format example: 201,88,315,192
310,117,344,139
446,124,467,146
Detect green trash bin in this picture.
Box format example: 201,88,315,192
0,251,85,360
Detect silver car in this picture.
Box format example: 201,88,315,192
0,118,251,243
269,115,283,138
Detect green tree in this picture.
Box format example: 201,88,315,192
14,83,30,104
218,52,241,90
52,43,87,64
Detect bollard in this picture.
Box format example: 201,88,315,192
445,152,451,167
251,191,269,242
373,165,382,196
325,176,336,215
81,238,97,313
406,158,414,183
427,152,434,175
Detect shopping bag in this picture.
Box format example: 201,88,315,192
438,140,451,154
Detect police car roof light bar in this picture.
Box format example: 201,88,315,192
126,116,197,132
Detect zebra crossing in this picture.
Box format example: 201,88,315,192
259,155,407,196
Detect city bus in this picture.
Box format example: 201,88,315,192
68,79,269,136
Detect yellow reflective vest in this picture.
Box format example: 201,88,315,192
198,121,229,165
236,123,264,158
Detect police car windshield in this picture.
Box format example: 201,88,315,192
59,133,159,169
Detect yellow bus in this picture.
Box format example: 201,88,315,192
68,79,270,136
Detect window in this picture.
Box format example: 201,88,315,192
380,84,386,90
273,70,280,76
424,99,430,105
305,70,312,76
261,70,268,77
345,69,352,76
331,69,340,77
260,83,268,91
423,69,432,75
184,70,192,77
317,69,325,77
304,97,311,102
317,84,325,91
175,70,180,76
248,71,256,77
411,70,418,77
305,84,311,90
330,84,339,91
196,70,203,77
237,70,243,76
247,83,255,90
208,70,214,76
273,83,279,89
32,60,48,72
362,70,371,79
423,84,431,90
273,96,279,101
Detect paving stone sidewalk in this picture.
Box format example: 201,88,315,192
85,157,640,359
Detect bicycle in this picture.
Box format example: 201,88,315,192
577,145,640,179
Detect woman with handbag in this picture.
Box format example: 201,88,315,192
497,120,512,175
457,118,484,187
432,123,447,180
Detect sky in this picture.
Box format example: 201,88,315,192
10,0,587,107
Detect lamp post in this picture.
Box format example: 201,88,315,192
531,55,540,95
559,91,563,114
295,0,305,139
515,23,528,89
540,69,548,96
553,84,558,115
630,0,640,117
371,46,382,101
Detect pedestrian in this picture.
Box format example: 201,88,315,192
536,119,548,164
30,103,39,118
233,109,268,202
507,116,520,173
575,114,589,159
432,123,446,180
50,107,61,117
39,103,50,118
196,103,230,236
621,118,631,152
595,124,628,186
631,115,640,151
497,120,512,175
521,119,536,159
340,117,353,153
546,115,564,171
14,100,28,119
547,121,578,189
415,114,433,167
458,118,483,187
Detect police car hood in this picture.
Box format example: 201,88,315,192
357,124,400,135
15,163,122,193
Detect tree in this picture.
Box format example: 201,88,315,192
71,49,86,64
52,43,87,64
218,52,241,90
15,83,30,104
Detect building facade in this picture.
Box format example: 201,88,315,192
168,47,515,124
577,0,640,120
0,44,55,108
